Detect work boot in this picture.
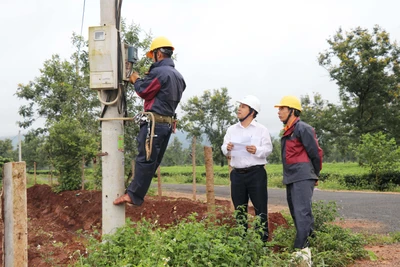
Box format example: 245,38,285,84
290,247,312,267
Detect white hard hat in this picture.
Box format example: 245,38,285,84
238,95,261,113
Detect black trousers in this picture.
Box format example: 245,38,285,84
127,122,172,206
230,166,268,240
286,179,315,248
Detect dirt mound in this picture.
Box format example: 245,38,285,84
0,184,288,266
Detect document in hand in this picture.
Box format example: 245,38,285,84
230,136,251,157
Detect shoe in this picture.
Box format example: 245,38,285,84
290,247,312,267
113,194,133,205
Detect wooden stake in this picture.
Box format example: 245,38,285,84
34,161,37,185
204,146,215,220
192,136,197,201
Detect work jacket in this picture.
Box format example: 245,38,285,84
281,118,323,185
134,58,186,116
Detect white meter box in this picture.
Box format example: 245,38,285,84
88,26,118,90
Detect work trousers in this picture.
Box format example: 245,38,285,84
127,122,172,206
230,166,269,241
286,179,315,248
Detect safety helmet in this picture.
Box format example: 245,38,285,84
146,36,174,58
274,95,302,112
238,95,261,113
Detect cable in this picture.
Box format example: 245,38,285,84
115,0,128,123
76,0,86,72
97,89,121,106
80,0,86,37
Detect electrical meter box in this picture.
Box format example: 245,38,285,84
121,44,138,81
88,26,118,90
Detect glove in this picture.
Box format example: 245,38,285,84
129,72,140,84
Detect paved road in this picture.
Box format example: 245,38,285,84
154,183,400,234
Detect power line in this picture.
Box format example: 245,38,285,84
80,0,86,37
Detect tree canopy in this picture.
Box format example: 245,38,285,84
15,22,153,190
180,88,236,166
319,25,400,143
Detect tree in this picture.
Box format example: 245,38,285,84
15,22,154,190
162,137,187,166
0,139,16,160
268,136,281,164
354,132,400,185
318,25,400,143
0,139,16,180
22,130,48,170
16,34,99,190
45,117,98,191
180,88,237,166
119,20,153,181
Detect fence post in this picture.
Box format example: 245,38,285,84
81,156,85,190
34,161,37,185
192,136,197,201
204,146,215,220
3,162,28,267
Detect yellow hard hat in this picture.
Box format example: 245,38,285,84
146,36,174,58
274,95,302,111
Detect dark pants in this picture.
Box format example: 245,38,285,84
127,122,172,206
230,166,269,241
286,179,315,248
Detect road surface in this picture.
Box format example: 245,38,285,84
153,183,400,234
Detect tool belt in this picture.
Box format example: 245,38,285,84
151,112,175,124
234,165,265,174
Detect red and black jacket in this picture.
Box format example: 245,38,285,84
281,118,323,185
134,58,186,116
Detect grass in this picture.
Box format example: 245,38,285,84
155,162,374,191
24,162,400,192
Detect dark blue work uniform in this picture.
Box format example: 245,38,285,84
281,117,323,248
127,58,186,206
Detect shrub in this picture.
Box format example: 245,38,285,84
77,201,367,267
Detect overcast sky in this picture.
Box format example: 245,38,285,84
1,0,400,139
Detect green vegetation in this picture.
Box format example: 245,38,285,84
151,162,400,192
24,162,400,192
76,201,369,266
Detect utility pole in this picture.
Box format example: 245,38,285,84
90,0,125,236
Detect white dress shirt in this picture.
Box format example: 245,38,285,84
221,119,273,169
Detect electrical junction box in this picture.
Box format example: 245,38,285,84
122,44,138,81
88,26,118,90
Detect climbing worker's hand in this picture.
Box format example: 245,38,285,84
227,142,234,151
246,145,257,154
129,72,140,84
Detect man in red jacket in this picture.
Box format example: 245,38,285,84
275,95,323,266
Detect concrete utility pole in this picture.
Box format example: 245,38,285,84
98,0,125,235
3,162,28,266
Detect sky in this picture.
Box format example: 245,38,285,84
1,0,400,139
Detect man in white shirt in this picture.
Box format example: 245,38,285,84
221,95,273,242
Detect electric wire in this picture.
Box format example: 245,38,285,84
115,0,129,123
80,0,86,37
76,0,86,70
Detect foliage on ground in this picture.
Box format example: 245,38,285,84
77,201,368,266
